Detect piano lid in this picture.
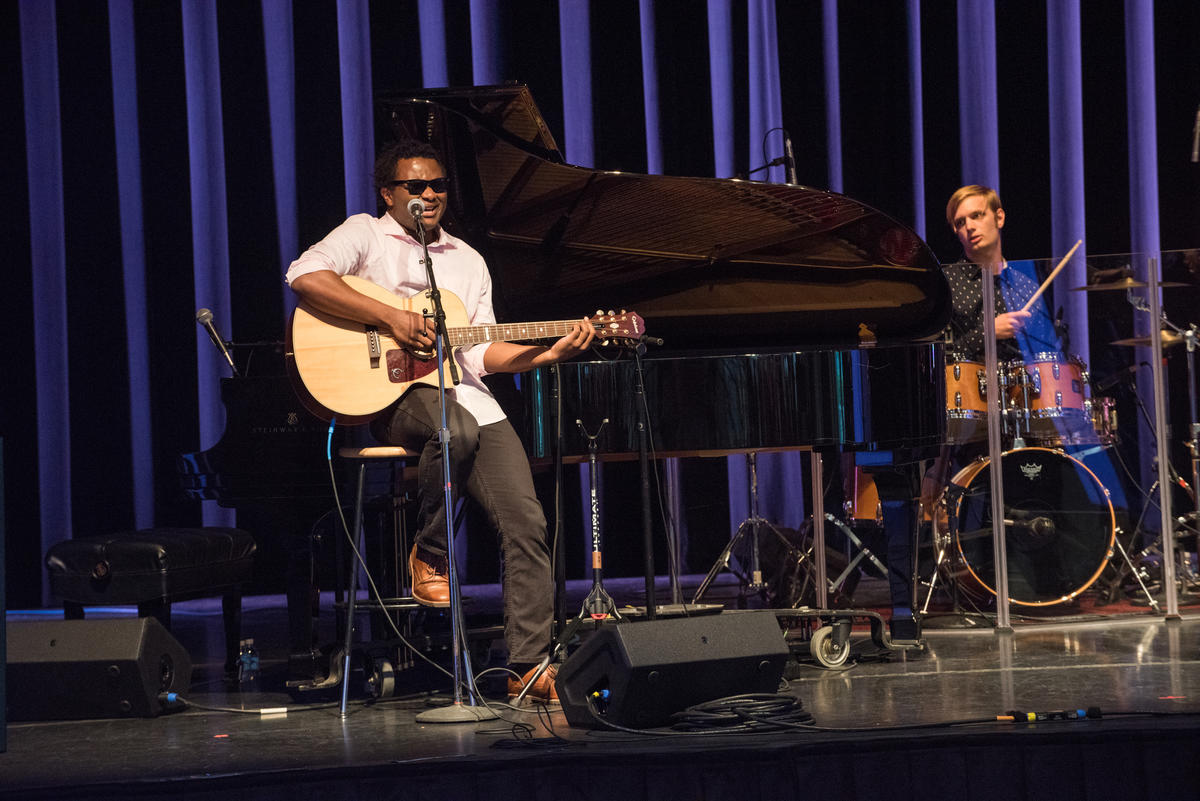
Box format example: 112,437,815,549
376,84,950,354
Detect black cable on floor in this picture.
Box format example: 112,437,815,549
669,692,814,732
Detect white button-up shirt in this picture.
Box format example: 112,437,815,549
286,212,505,425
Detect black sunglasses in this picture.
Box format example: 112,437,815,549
389,177,449,194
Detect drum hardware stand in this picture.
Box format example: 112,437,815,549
823,513,889,600
919,491,952,616
1004,365,1030,449
1126,294,1199,562
1105,526,1162,612
1114,307,1200,602
693,452,800,603
1116,473,1200,602
918,484,980,626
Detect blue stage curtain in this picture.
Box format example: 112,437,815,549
181,0,236,528
749,0,785,186
821,0,842,193
20,0,71,603
337,0,374,215
109,0,154,530
1047,0,1088,366
638,0,662,175
470,0,503,85
419,0,449,88
906,0,926,240
263,0,299,322
558,0,593,167
956,0,1001,190
707,0,735,179
1124,0,1162,516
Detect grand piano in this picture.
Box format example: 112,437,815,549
376,84,951,636
373,83,949,449
181,84,951,678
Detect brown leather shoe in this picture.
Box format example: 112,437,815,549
409,544,450,607
506,663,560,705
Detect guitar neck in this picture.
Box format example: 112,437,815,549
447,320,594,347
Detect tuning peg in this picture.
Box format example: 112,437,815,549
606,309,615,316
594,309,603,316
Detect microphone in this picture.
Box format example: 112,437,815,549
782,131,797,184
407,198,425,228
1004,509,1055,537
1192,104,1200,163
1094,363,1138,393
196,308,240,376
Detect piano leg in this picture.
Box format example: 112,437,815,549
286,529,324,683
869,466,924,643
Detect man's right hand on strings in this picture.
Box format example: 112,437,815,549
385,307,436,351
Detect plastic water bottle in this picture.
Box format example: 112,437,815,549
237,638,260,690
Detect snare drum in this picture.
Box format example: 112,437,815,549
935,447,1115,606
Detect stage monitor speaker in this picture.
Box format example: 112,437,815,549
5,617,192,721
555,610,789,729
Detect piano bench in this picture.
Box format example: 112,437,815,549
44,527,257,679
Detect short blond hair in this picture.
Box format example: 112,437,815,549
946,185,1002,229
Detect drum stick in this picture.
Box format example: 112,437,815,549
1020,239,1081,312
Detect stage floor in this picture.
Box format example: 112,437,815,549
4,578,1200,801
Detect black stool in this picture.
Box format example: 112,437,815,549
45,527,257,678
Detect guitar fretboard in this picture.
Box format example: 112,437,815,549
447,320,598,347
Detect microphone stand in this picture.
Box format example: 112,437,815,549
407,213,494,723
578,418,620,619
551,363,569,636
1174,324,1199,553
633,341,659,619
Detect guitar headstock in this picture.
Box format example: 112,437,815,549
592,309,646,346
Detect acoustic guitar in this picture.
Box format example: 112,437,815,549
286,274,645,423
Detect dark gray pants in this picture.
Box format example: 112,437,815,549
371,386,552,665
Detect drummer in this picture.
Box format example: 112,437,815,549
930,186,1130,607
923,186,1067,522
943,184,1062,364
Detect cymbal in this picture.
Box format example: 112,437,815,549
1073,277,1187,291
1110,331,1186,348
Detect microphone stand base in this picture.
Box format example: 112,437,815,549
415,701,499,723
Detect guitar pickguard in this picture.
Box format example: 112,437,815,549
385,349,440,384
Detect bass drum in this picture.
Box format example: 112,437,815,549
937,447,1115,607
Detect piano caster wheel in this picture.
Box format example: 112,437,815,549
809,625,850,669
366,658,396,699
